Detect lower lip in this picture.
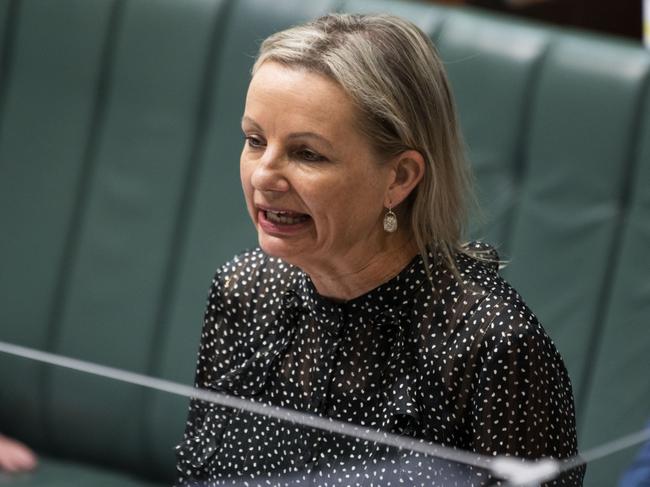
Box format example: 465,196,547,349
257,210,312,236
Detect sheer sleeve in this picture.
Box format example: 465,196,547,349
469,312,585,485
175,266,240,485
175,250,291,485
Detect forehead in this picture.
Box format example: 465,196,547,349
244,62,360,134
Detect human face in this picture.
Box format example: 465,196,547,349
240,62,394,274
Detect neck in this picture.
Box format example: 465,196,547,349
304,236,420,302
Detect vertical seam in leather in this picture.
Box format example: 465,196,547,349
141,0,236,480
332,0,347,13
500,37,552,257
0,0,20,164
40,0,126,449
0,0,21,440
429,8,449,41
575,63,650,433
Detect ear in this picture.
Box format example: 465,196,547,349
384,149,425,208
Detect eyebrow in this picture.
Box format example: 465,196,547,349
241,116,335,151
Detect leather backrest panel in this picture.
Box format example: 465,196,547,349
0,0,114,450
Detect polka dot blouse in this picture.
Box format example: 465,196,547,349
175,243,584,486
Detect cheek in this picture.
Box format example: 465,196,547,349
239,151,249,187
240,156,255,212
309,182,377,230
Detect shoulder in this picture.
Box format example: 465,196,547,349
195,249,302,386
209,248,300,304
456,241,501,284
427,242,551,350
452,242,562,365
448,246,573,399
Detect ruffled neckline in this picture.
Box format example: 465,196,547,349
289,249,436,326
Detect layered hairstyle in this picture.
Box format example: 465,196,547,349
253,13,475,274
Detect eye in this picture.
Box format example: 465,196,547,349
244,135,265,150
294,147,327,163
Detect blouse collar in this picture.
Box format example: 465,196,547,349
288,249,436,325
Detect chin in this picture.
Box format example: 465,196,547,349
258,236,300,264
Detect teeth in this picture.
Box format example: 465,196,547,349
265,210,308,225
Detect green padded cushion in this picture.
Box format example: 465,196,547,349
435,11,549,248
0,0,113,449
501,33,650,406
45,0,224,479
579,75,650,487
0,0,13,67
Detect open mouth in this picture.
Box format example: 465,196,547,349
264,209,310,225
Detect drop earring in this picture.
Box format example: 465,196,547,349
383,204,398,233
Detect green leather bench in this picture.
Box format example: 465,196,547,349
0,0,648,485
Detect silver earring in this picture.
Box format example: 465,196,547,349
383,206,398,233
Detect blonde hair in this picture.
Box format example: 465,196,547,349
253,13,474,275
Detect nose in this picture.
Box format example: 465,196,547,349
250,146,290,193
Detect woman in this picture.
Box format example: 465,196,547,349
176,13,583,486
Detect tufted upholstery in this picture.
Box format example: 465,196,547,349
0,0,648,485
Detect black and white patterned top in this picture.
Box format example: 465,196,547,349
176,243,584,486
